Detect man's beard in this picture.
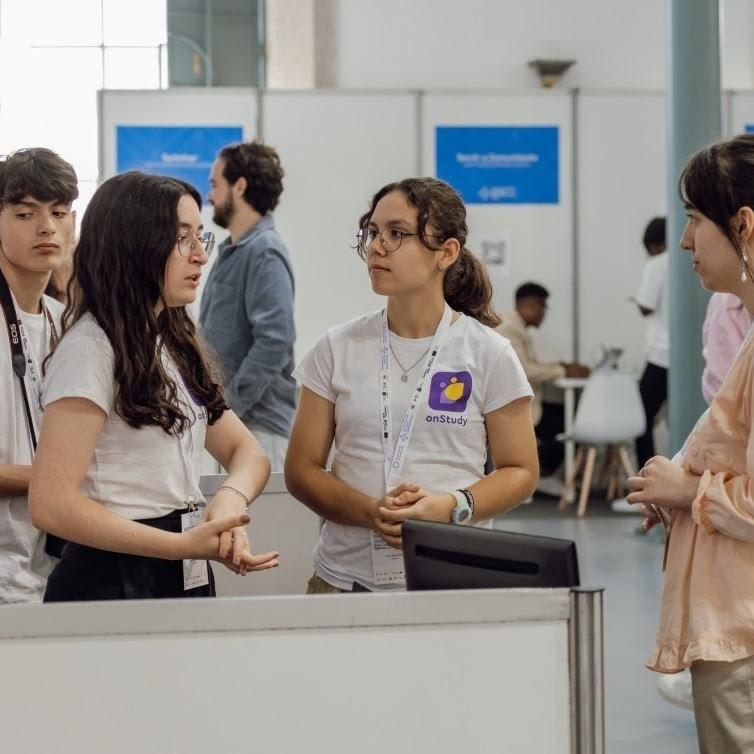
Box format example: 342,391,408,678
212,194,234,228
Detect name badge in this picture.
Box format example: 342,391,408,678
180,508,210,590
370,531,405,585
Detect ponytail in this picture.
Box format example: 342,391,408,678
444,247,501,327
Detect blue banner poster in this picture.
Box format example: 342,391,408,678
436,126,559,204
116,126,244,199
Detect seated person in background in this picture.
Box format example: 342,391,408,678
496,282,590,484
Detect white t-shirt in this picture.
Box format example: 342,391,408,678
293,310,533,591
0,295,63,603
42,314,208,520
636,251,669,369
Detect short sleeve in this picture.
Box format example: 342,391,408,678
42,324,115,414
292,332,337,404
635,256,665,312
482,337,534,415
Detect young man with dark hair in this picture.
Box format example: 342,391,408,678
496,282,590,490
0,147,78,602
200,141,296,471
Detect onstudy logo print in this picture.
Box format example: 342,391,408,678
428,371,472,413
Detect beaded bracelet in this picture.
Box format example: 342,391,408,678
217,484,250,508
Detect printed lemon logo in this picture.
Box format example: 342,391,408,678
443,376,465,402
429,370,472,413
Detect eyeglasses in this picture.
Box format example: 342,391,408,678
177,230,216,258
356,227,443,261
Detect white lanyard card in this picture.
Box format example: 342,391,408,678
370,305,452,585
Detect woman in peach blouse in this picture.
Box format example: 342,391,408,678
627,134,754,753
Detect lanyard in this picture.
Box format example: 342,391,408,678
0,269,58,450
379,304,452,489
174,367,206,509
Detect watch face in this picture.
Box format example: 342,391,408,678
453,504,472,524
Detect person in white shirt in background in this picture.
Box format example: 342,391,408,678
0,147,78,603
633,217,669,470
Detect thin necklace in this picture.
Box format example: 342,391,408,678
389,342,431,382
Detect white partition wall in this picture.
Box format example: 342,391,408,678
99,87,257,180
263,90,419,359
730,91,754,135
0,589,582,754
421,91,575,362
576,92,667,375
97,87,678,372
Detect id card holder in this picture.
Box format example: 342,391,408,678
370,531,405,585
180,507,210,590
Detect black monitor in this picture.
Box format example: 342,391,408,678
403,520,580,590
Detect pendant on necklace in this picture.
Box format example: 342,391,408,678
401,373,408,382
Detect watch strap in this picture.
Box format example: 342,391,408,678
451,489,472,524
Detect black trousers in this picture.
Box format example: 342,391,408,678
635,362,668,469
44,509,216,602
536,401,566,475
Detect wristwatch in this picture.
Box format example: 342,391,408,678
451,489,474,524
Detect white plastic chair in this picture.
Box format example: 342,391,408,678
557,371,646,516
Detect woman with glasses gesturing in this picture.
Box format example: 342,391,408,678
285,177,538,593
29,171,278,601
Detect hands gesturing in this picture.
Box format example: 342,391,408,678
185,511,279,576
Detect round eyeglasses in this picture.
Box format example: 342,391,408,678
177,230,216,258
355,227,425,261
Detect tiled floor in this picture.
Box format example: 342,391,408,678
494,493,699,754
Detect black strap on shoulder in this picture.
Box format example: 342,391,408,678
0,269,27,379
0,268,67,558
0,269,37,448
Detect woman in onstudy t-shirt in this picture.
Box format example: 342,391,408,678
29,171,278,601
285,177,538,593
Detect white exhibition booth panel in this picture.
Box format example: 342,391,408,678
576,91,667,375
0,589,579,754
99,86,704,375
421,91,574,363
0,471,604,752
262,89,419,356
98,87,258,179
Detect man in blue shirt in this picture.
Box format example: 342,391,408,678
200,141,296,470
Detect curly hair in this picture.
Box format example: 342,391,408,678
61,171,228,435
218,140,284,214
358,177,501,327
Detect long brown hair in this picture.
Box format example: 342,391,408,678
358,177,501,327
62,171,227,435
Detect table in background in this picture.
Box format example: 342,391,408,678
553,376,589,482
